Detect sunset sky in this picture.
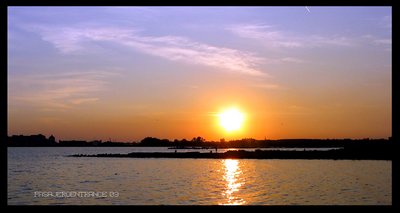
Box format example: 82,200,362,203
8,6,392,142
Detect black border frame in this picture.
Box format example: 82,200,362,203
2,0,396,211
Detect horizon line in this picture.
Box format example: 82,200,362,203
7,134,392,143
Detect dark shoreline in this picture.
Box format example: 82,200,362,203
69,149,392,160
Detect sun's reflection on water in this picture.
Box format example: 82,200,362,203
220,159,245,205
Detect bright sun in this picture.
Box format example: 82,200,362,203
218,108,245,132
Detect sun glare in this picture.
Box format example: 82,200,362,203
219,108,245,132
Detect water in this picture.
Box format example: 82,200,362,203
8,147,391,205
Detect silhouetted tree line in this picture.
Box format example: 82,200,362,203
7,134,57,146
7,134,393,150
7,135,136,147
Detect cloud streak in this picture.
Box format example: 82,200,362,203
381,15,392,29
29,25,267,76
374,39,391,45
361,34,392,51
252,83,282,90
227,24,304,48
280,57,307,64
227,24,354,48
10,71,118,110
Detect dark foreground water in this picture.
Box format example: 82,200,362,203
8,147,391,205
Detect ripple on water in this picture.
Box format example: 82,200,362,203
7,148,392,205
79,180,100,184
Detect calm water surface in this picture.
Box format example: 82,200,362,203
8,147,391,205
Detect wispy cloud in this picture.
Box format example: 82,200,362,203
261,57,307,65
227,24,303,48
252,83,282,90
28,25,267,76
381,15,392,29
10,71,118,111
374,39,391,45
70,98,99,105
280,57,307,64
227,24,354,48
310,35,353,47
362,34,391,51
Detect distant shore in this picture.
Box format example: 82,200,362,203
69,149,392,160
7,134,393,149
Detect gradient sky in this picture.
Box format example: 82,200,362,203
8,6,392,142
